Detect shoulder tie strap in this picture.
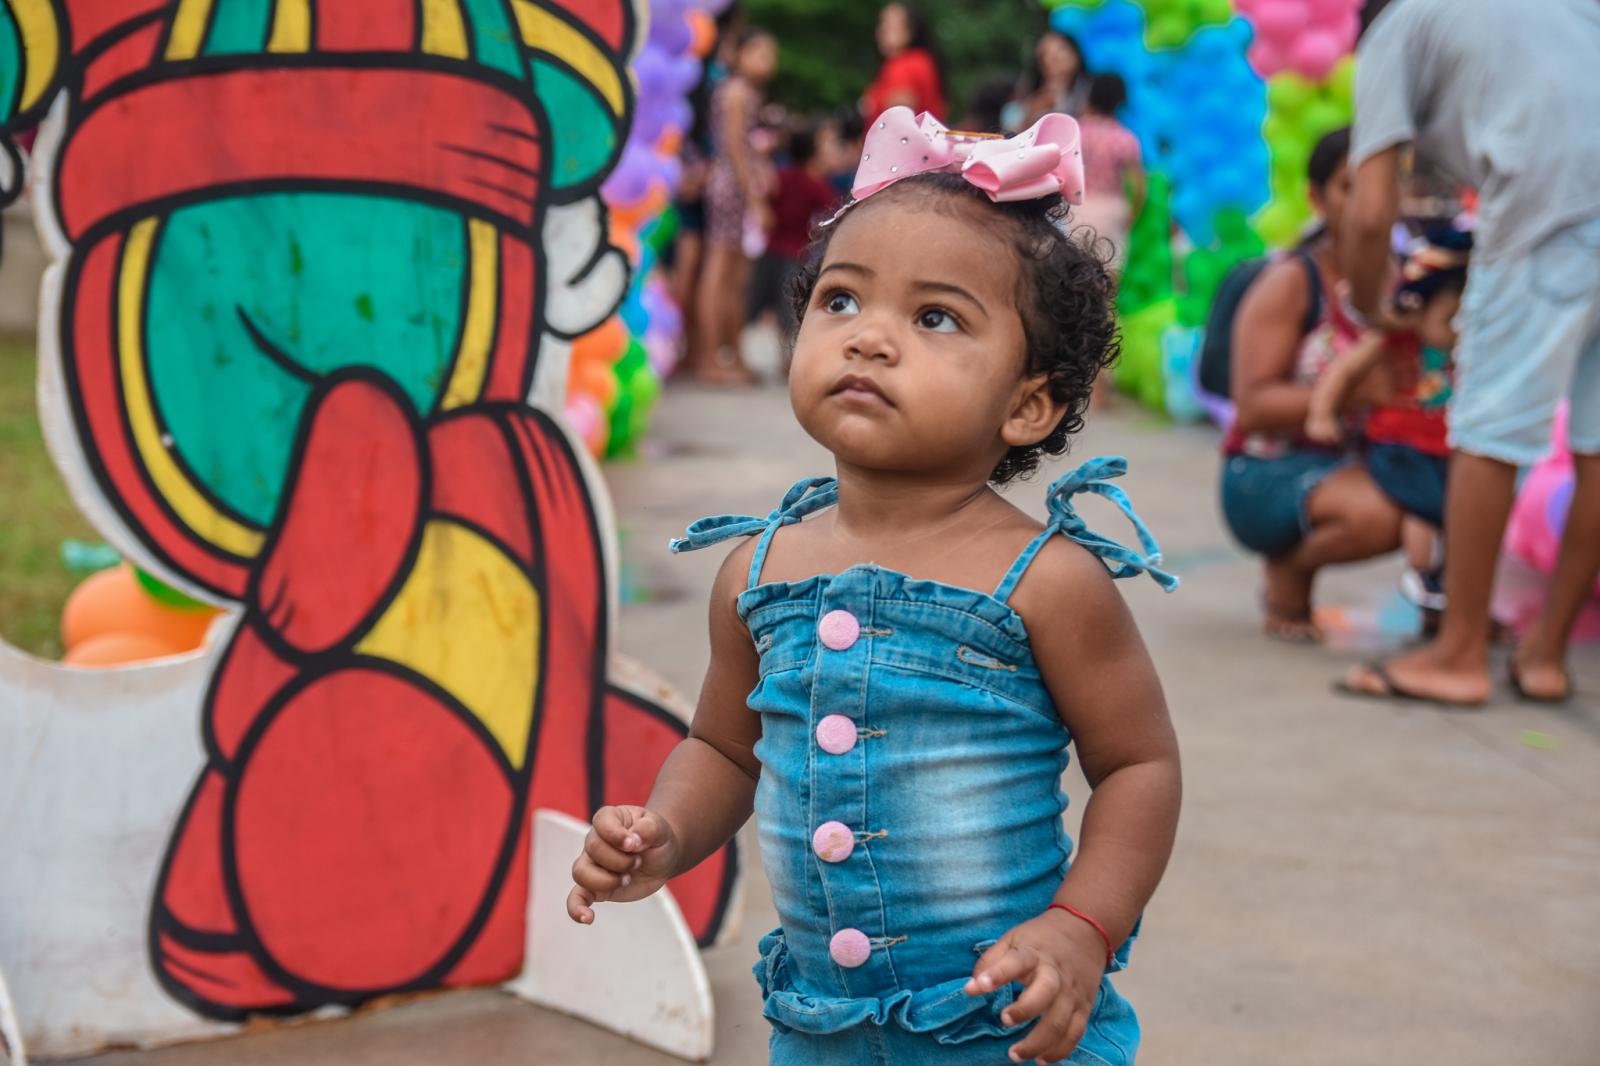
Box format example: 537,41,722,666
670,477,839,588
1046,456,1178,591
993,456,1178,601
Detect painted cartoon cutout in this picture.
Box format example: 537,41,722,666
1,0,733,1020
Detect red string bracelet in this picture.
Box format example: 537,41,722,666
1046,902,1115,968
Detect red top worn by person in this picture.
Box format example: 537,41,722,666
863,3,946,119
767,164,838,259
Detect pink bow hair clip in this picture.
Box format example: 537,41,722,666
850,106,1086,206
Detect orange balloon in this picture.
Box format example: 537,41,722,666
571,318,628,369
655,127,683,158
687,9,716,57
609,220,641,262
569,356,621,409
63,631,188,668
62,565,217,652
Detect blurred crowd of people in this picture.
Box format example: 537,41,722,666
667,3,1146,385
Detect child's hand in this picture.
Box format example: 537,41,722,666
963,910,1110,1064
566,805,680,925
1304,412,1343,445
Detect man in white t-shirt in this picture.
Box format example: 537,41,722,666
1341,0,1600,707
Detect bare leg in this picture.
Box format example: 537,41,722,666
1343,451,1518,705
1402,518,1437,573
671,231,704,368
692,242,741,382
1262,465,1404,642
1513,451,1600,699
721,251,758,382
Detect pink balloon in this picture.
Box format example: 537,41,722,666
1306,0,1355,21
1248,38,1289,78
1290,30,1343,81
1252,0,1305,45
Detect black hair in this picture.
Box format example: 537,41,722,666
787,174,1118,484
833,107,866,146
1394,223,1473,311
1087,73,1127,117
1025,30,1086,95
1308,126,1350,190
789,125,818,166
965,76,1018,135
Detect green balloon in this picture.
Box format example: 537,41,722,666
1193,0,1231,23
133,566,209,610
1266,75,1314,117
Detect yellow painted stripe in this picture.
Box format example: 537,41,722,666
511,0,625,115
356,520,541,767
14,0,60,111
441,219,498,410
119,219,265,559
165,0,216,60
266,0,311,52
420,0,470,58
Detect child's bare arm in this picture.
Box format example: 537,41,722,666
966,542,1179,1065
1306,332,1387,443
567,542,762,923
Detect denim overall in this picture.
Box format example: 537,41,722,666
672,458,1177,1066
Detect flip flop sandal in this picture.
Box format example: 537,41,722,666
1507,661,1573,706
1333,661,1484,709
1262,596,1322,644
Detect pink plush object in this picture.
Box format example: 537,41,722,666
818,609,860,651
812,821,856,863
829,928,872,968
816,714,858,755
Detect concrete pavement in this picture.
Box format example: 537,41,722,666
71,365,1600,1066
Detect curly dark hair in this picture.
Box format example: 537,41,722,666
787,172,1119,484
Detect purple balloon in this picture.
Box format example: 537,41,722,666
602,144,656,205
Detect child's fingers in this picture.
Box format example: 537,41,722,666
964,944,1036,995
620,808,671,853
566,884,597,925
998,961,1059,1026
590,806,635,849
584,829,640,875
571,855,625,898
1007,997,1087,1065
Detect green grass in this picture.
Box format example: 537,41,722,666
0,337,98,658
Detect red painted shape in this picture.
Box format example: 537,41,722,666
427,414,535,567
232,669,515,992
601,686,732,945
483,234,536,403
59,69,544,238
69,234,250,598
316,0,416,51
157,771,235,935
65,0,170,53
81,19,162,101
154,932,297,1010
206,621,300,762
252,378,422,654
513,412,601,824
444,821,530,987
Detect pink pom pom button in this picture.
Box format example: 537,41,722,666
818,610,860,651
829,928,872,968
816,714,858,755
812,820,856,863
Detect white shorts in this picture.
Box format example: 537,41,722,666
1449,215,1600,465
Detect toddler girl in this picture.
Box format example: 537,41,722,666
568,107,1181,1066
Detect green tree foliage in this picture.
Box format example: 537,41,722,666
744,0,1051,119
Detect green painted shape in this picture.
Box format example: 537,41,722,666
533,60,615,190
0,5,21,121
145,193,467,526
461,0,525,79
202,0,273,56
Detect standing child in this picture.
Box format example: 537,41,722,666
748,123,841,343
1306,223,1471,627
1073,74,1144,268
569,107,1181,1066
